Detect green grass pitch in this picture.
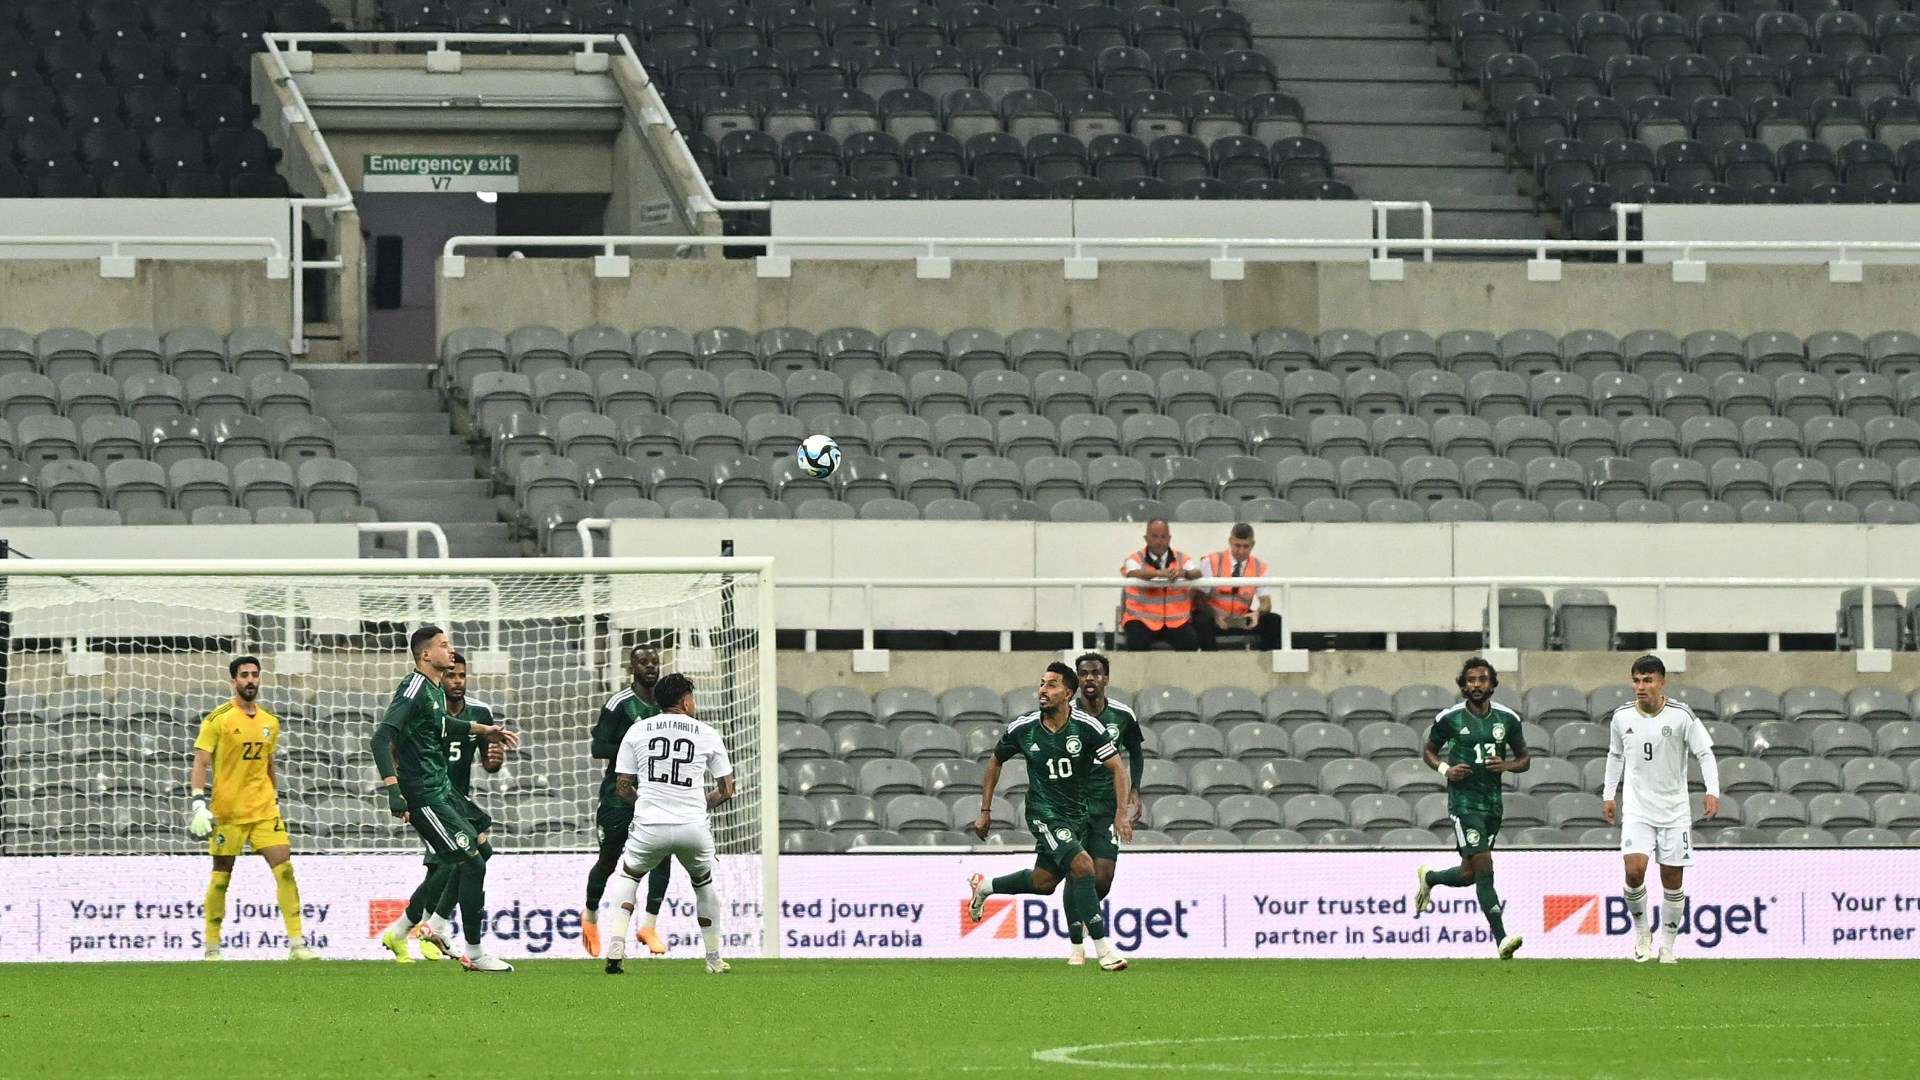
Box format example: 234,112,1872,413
5,959,1915,1079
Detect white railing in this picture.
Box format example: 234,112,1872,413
760,574,1907,669
440,230,1917,282
0,235,287,278
355,521,452,559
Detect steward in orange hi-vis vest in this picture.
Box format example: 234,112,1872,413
1119,518,1200,651
1201,549,1269,620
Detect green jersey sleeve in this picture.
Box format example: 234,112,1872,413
1506,718,1527,756
992,726,1020,764
591,704,625,760
1425,715,1452,754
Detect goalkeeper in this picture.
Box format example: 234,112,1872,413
186,655,317,961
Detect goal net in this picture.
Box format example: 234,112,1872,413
0,556,777,951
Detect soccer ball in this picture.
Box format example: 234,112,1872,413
797,434,841,479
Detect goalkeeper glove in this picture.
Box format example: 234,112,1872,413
385,784,409,816
187,792,213,839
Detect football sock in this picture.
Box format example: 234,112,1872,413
433,843,492,920
458,858,489,947
602,864,643,949
1624,885,1648,932
1661,889,1685,949
204,870,231,948
583,853,614,910
1069,922,1085,945
644,860,673,917
271,862,304,942
1474,873,1506,940
405,864,452,925
694,874,722,956
990,870,1039,895
1425,867,1469,888
1071,876,1106,941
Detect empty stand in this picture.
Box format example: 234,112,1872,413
445,321,1920,538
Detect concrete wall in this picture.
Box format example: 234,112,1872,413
437,258,1920,340
608,519,1920,636
774,648,1920,697
0,261,290,334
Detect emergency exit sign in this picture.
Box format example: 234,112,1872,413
363,153,520,192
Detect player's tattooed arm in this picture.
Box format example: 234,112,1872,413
615,772,639,804
707,775,736,809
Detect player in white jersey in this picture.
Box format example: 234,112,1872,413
1602,654,1720,965
600,672,736,975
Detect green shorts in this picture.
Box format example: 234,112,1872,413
408,795,481,863
1030,817,1088,877
425,797,493,865
1083,804,1121,862
1449,811,1501,859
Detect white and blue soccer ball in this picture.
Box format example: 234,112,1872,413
797,434,841,479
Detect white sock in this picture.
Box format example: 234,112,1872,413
1093,936,1115,960
643,911,659,931
384,913,415,939
1624,885,1648,933
694,878,722,957
1660,890,1685,949
604,867,642,957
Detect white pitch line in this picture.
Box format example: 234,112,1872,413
1033,1021,1901,1077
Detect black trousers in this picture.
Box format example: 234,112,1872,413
1122,620,1199,651
1193,614,1287,651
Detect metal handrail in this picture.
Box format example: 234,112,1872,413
440,230,1920,268
767,574,1909,654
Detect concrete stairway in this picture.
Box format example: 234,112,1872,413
1242,0,1546,240
301,365,520,558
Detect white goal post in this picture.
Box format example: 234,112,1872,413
0,556,780,957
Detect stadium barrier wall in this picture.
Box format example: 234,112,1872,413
1643,207,1920,265
767,201,1374,262
435,255,1920,340
0,260,293,335
609,519,1920,636
4,851,1914,962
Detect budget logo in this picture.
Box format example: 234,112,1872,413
960,898,1018,939
1543,895,1602,935
368,899,407,936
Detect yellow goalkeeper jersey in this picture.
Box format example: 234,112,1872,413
193,701,282,824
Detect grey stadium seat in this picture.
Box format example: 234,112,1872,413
1255,759,1318,796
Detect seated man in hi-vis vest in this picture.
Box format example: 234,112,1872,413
1193,522,1285,652
1118,518,1201,651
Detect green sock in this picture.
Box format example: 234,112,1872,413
990,870,1039,895
644,860,673,915
1070,876,1105,940
1426,867,1469,888
458,858,488,947
1476,873,1507,940
406,864,453,924
1069,921,1085,945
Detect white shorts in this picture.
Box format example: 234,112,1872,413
1621,820,1694,866
620,821,717,883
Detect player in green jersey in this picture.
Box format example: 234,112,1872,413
966,661,1135,972
370,625,518,972
411,652,507,962
1067,651,1144,966
1411,656,1529,960
582,645,674,958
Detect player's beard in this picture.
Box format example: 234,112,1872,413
1464,688,1490,708
238,685,258,702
